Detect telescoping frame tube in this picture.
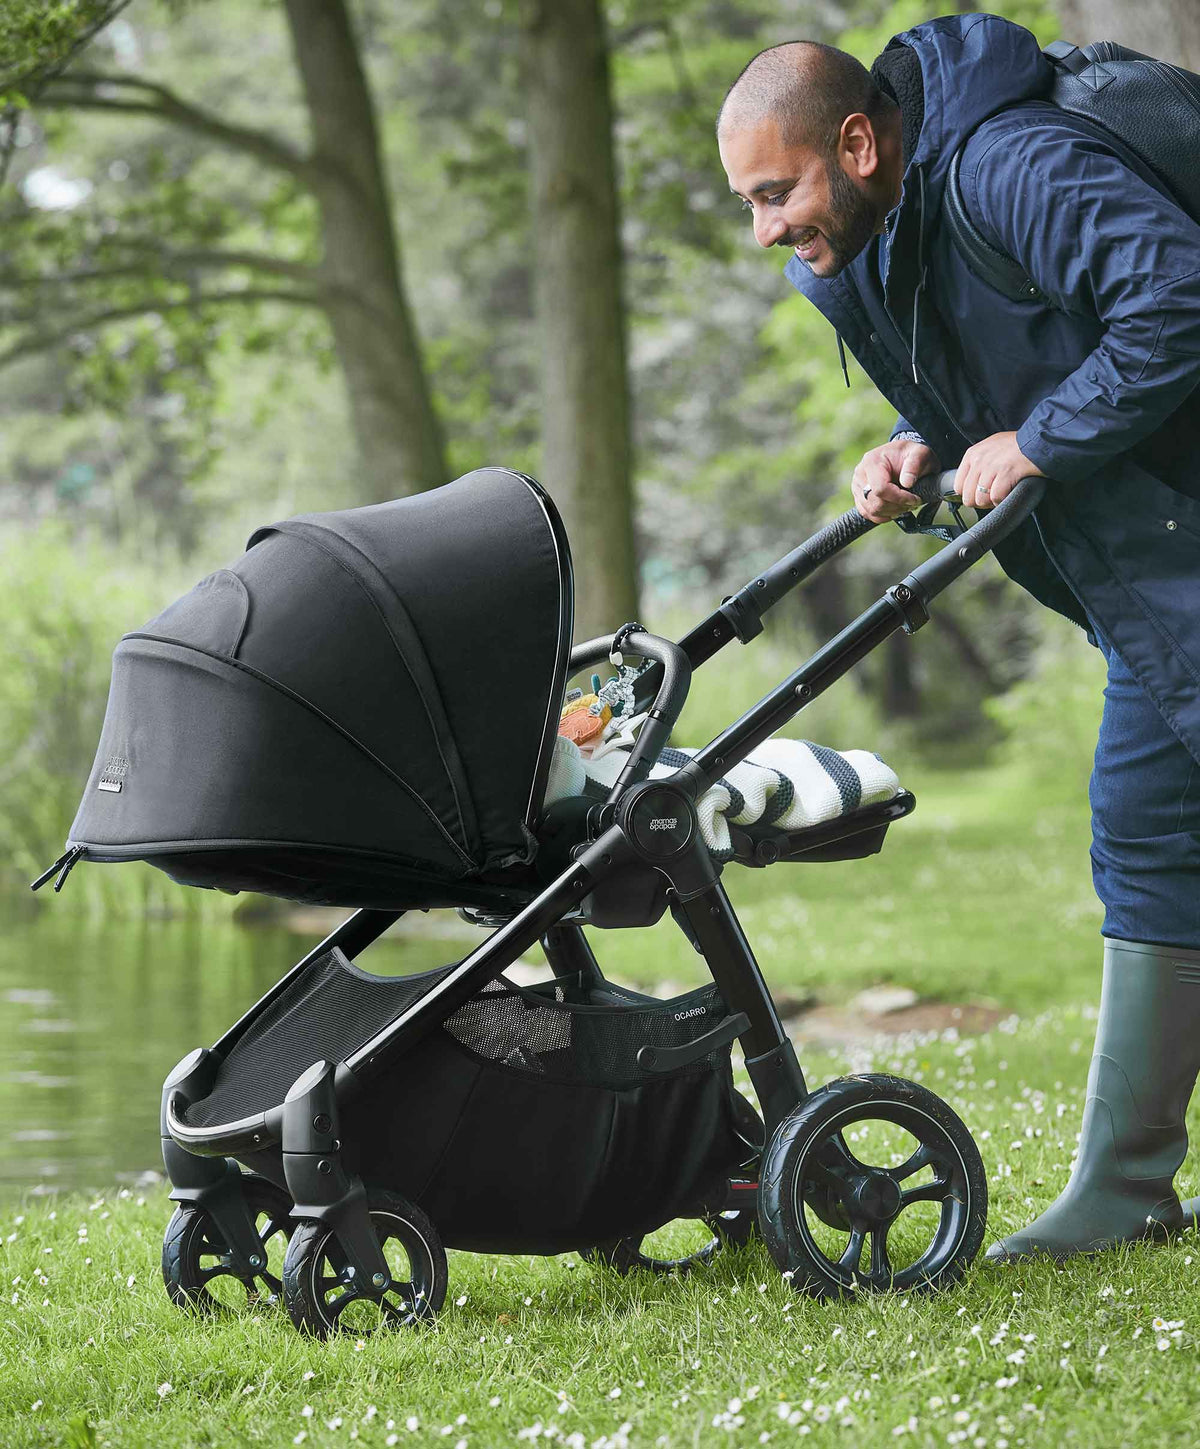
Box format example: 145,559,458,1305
643,472,1044,800
589,470,1042,693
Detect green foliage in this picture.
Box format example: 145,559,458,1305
0,1,128,96
0,0,1108,892
987,611,1107,803
0,527,213,912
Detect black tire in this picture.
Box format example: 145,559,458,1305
282,1189,447,1339
582,1209,755,1276
758,1073,987,1299
162,1173,293,1314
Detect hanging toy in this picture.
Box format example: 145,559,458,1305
558,692,611,747
593,663,640,721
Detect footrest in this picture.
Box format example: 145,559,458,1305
726,790,915,867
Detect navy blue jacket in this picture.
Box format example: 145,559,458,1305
785,12,1200,766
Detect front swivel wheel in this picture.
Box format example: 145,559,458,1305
282,1189,447,1338
758,1074,987,1298
162,1173,293,1313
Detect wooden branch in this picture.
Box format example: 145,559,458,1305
36,70,317,184
0,286,325,368
0,248,321,290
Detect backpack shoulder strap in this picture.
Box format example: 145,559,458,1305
942,146,1050,306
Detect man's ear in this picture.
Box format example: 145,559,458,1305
839,113,879,178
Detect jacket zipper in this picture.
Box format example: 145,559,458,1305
889,163,973,449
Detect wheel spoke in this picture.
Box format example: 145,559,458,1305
259,1215,287,1243
318,1274,344,1296
836,1226,865,1273
828,1131,872,1176
387,1279,414,1304
900,1175,953,1208
869,1225,894,1283
892,1142,935,1182
806,1133,863,1197
325,1288,360,1321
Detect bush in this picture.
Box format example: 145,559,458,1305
0,528,216,914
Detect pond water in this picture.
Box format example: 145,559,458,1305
0,896,476,1200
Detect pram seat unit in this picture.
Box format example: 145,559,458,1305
41,464,1044,1333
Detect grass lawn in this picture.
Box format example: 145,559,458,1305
6,996,1200,1448
10,670,1197,1449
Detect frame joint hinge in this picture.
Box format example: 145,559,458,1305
718,590,765,644
885,580,930,635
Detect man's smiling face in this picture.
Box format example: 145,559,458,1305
719,115,884,279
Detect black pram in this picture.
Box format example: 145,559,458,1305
38,464,1042,1337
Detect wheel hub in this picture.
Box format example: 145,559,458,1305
847,1171,902,1223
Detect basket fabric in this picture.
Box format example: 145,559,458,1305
197,949,748,1253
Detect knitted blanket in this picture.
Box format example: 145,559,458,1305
544,734,901,860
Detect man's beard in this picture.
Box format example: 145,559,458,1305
796,159,881,276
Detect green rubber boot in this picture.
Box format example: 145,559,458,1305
987,939,1200,1263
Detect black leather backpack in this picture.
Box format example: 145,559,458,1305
942,39,1200,305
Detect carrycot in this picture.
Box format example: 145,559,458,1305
67,469,573,909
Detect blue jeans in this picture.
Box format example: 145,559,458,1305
1090,632,1200,949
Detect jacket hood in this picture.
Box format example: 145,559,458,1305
896,12,1053,192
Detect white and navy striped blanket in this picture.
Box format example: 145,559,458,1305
544,734,901,860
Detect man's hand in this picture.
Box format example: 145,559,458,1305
851,438,941,523
953,431,1044,508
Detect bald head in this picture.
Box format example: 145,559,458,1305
718,41,891,157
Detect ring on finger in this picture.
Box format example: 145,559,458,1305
862,486,872,498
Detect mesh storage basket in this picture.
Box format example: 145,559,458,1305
201,949,750,1253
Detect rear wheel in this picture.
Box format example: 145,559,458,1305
162,1173,293,1314
758,1074,987,1299
282,1189,446,1338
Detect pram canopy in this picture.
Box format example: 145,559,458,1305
68,469,573,906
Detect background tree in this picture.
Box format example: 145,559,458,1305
520,0,638,638
5,0,447,509
1055,0,1200,68
0,0,131,184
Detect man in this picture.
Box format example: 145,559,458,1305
718,12,1200,1262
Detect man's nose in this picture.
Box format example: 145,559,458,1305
753,209,787,249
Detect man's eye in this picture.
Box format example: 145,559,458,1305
766,190,790,207
740,198,753,212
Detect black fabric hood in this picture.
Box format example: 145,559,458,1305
66,468,573,906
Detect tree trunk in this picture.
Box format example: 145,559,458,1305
284,0,447,501
521,0,638,640
880,632,921,719
1055,0,1200,69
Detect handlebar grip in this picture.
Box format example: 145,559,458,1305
905,469,962,507
902,472,1046,603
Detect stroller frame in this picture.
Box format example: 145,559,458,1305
159,469,1043,1309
